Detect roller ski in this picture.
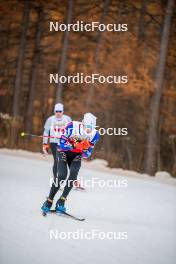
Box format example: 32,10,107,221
41,197,85,221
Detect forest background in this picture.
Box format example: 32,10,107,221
0,0,175,176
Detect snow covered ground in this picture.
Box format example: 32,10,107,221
0,149,176,264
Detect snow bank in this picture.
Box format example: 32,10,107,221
0,148,175,185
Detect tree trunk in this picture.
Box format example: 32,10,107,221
25,7,43,135
86,0,109,110
170,135,176,176
145,0,175,175
137,0,147,43
94,0,109,67
55,0,73,103
10,0,29,146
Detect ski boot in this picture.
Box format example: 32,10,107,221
55,196,66,213
41,198,53,213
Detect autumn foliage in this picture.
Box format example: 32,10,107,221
0,0,175,176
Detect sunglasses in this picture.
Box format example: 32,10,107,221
55,110,63,113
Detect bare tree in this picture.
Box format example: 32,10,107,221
94,0,110,67
10,0,29,146
145,0,175,175
55,0,73,103
86,0,110,110
169,135,176,175
25,6,43,135
137,0,147,43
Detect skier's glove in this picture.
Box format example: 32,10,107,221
73,140,91,151
42,144,49,155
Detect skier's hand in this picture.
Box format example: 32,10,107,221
73,140,91,151
81,140,91,150
42,144,49,155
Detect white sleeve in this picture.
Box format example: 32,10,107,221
67,116,72,123
43,117,51,144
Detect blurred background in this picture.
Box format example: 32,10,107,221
0,0,175,176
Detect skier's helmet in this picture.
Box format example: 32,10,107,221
82,113,97,130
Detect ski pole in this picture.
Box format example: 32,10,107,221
20,132,67,140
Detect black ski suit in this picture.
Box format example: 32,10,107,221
48,151,81,200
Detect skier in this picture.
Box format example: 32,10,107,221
42,103,71,179
41,112,99,213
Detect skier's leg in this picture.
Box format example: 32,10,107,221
50,143,57,179
67,153,82,190
56,154,81,211
41,151,68,213
62,154,81,197
48,151,68,200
